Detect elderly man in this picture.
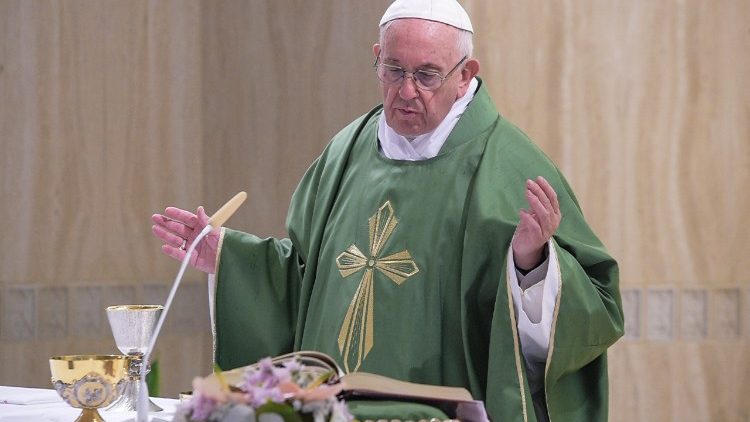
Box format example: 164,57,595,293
152,1,623,421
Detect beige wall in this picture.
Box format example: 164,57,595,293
0,0,211,398
0,0,747,420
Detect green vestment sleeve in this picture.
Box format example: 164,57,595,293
214,230,302,370
469,119,624,421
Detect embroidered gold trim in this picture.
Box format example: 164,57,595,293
336,201,419,372
506,272,529,422
211,227,227,364
543,241,563,422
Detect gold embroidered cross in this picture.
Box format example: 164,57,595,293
335,201,419,373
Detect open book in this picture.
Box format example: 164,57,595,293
219,351,489,422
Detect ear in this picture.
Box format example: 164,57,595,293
456,58,480,96
373,43,381,59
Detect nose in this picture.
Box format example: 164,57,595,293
398,74,419,100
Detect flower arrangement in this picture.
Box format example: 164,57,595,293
173,358,353,422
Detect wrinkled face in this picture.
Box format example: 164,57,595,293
375,19,470,138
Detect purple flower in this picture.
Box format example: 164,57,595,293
282,359,302,375
246,384,285,407
244,358,279,388
180,356,353,421
284,359,302,372
272,365,292,382
186,394,219,420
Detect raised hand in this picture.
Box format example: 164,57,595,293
151,206,221,274
512,176,561,271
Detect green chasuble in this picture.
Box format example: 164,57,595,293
214,80,624,422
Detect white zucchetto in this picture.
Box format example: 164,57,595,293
379,0,474,33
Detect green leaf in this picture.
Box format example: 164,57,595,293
146,359,160,397
256,402,304,422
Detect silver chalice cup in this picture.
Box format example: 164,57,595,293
106,305,164,412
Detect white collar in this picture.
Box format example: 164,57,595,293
378,77,478,161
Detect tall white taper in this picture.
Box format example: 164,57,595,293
137,192,247,422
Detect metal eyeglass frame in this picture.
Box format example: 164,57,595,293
373,52,468,91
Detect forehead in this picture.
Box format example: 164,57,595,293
380,19,459,68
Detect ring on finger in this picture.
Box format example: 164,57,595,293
180,239,187,251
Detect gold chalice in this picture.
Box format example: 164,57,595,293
105,305,164,412
49,354,130,422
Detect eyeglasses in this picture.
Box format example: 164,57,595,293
373,53,467,91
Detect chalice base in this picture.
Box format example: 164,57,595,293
105,379,162,412
75,408,107,422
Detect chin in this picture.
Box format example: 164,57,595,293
391,121,427,138
384,112,422,137
396,129,424,138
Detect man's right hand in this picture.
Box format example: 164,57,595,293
151,206,220,274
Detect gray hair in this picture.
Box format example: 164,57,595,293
379,20,474,59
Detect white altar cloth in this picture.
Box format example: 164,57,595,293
0,386,179,421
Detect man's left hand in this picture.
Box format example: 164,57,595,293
512,176,561,271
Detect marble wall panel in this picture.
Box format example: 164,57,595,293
69,286,103,338
37,286,68,339
713,288,741,339
101,285,137,309
168,282,210,336
647,288,674,341
0,287,35,341
621,289,641,340
681,289,707,340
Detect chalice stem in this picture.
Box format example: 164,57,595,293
106,355,162,412
75,408,106,422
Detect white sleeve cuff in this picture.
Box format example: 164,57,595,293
506,240,561,365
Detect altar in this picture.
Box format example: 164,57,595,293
0,386,178,422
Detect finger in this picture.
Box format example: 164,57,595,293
151,214,194,239
197,206,210,225
164,207,199,228
526,191,556,238
514,209,543,254
152,224,186,249
518,208,541,234
151,213,175,227
527,179,553,214
196,206,222,237
150,223,172,243
536,176,560,216
162,218,194,239
162,244,187,262
526,188,550,222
